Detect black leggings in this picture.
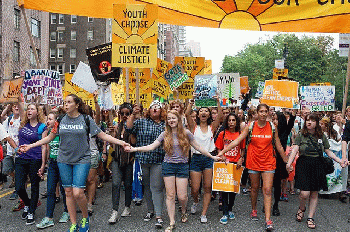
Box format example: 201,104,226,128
222,192,236,215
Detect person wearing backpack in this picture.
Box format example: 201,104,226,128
19,94,130,232
286,113,347,229
15,103,47,225
215,113,245,225
218,103,287,231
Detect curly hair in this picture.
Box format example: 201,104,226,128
223,113,241,133
301,113,324,139
144,107,166,121
169,100,184,115
163,110,190,157
20,103,46,129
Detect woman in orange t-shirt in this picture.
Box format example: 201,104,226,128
218,104,287,231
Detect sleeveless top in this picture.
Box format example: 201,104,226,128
191,125,215,153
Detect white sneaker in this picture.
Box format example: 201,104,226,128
121,207,131,217
200,215,207,223
191,203,198,215
108,210,118,224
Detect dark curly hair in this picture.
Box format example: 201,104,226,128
223,112,241,133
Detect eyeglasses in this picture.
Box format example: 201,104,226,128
120,112,130,116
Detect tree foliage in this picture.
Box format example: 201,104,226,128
221,34,348,110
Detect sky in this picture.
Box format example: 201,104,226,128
185,26,340,73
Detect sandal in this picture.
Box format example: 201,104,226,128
307,218,316,229
165,224,176,232
181,213,188,223
296,207,306,222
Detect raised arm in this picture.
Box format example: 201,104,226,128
185,99,196,133
93,91,101,125
1,104,10,122
218,125,249,156
210,95,222,133
126,105,141,129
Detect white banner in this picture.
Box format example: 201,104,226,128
217,73,240,106
300,86,335,111
71,62,98,93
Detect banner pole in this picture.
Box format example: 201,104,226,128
342,47,350,117
20,5,40,68
125,68,129,102
136,68,140,105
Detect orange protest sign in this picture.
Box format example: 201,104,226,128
212,162,244,193
260,80,299,109
240,76,249,94
204,60,212,75
272,68,288,80
63,73,95,110
0,78,24,103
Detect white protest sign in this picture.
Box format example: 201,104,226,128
98,85,114,110
71,62,98,93
300,86,335,111
255,81,265,98
217,73,240,106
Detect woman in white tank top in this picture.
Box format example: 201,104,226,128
185,96,222,223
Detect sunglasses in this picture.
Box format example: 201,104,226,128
120,112,130,116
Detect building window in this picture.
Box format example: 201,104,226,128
57,48,63,58
71,31,76,40
50,48,56,58
14,9,20,29
70,49,76,58
59,14,64,24
70,64,76,73
58,64,64,74
31,18,41,38
13,41,20,62
51,14,57,24
50,65,56,71
71,15,77,24
30,48,40,66
88,17,93,22
58,31,64,42
87,30,93,40
50,32,56,41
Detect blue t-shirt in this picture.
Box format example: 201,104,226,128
18,122,46,160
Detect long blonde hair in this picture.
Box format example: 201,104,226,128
20,103,46,129
164,110,190,156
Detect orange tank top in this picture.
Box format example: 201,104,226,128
246,121,276,171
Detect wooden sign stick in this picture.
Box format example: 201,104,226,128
342,47,350,117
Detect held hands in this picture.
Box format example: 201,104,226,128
339,158,349,168
286,163,293,173
37,167,45,178
19,144,32,154
236,157,244,169
124,146,137,153
212,155,222,162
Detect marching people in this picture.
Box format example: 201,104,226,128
19,94,129,232
287,113,347,229
218,103,287,231
126,110,220,231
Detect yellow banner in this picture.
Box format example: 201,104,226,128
112,4,158,68
63,73,95,110
148,59,172,99
175,57,205,100
0,78,24,103
212,162,244,193
310,82,331,86
261,80,299,109
273,68,288,80
123,68,151,89
204,60,212,75
240,76,249,94
110,80,125,106
18,0,350,33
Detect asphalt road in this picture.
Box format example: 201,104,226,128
1,178,350,232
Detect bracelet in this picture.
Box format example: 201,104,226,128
14,147,19,153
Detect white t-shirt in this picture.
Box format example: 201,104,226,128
3,116,20,156
0,123,9,141
333,123,345,136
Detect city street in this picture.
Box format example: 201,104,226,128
0,178,350,232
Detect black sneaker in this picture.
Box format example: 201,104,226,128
22,206,29,220
272,207,280,216
26,213,35,225
55,197,60,203
155,218,163,229
144,212,154,222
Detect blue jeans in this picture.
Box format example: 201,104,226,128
46,159,68,218
57,162,91,188
15,157,42,214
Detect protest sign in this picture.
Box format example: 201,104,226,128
217,73,240,106
71,62,98,93
261,80,299,109
149,58,172,99
22,69,63,106
112,4,158,68
0,78,24,103
310,82,331,86
99,85,114,110
123,68,151,88
212,162,244,193
110,80,125,106
128,86,153,108
251,99,260,107
194,74,217,107
272,68,288,80
300,86,335,111
63,73,95,110
86,42,121,83
204,60,212,74
240,76,249,94
164,64,188,91
255,81,265,98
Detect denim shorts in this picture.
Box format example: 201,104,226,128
248,169,275,174
190,153,214,172
162,162,189,178
57,162,91,188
